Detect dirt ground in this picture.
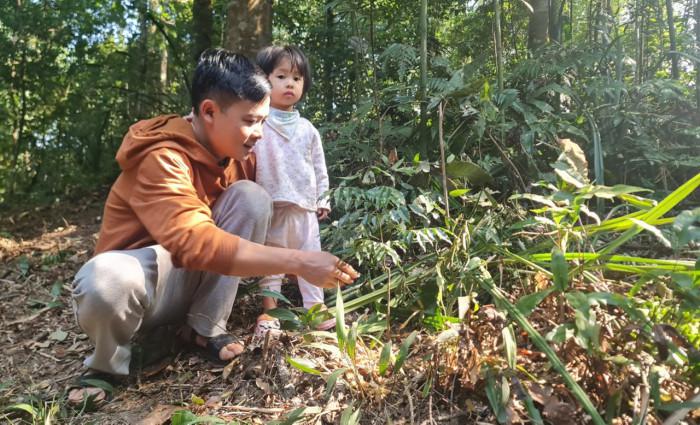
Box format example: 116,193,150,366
0,194,494,424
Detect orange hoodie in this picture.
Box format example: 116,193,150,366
94,114,256,275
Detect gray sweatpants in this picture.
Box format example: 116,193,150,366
72,180,272,375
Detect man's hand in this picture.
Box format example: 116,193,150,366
297,251,360,289
316,208,330,220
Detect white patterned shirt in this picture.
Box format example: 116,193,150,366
254,108,331,212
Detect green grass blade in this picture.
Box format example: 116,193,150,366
335,283,347,352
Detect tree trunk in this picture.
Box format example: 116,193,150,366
9,46,28,196
160,46,168,91
696,0,700,109
635,0,644,84
665,0,679,79
569,0,574,41
323,2,335,121
494,0,504,91
549,0,563,43
135,0,151,118
192,0,213,62
225,0,272,59
528,0,549,51
418,0,428,155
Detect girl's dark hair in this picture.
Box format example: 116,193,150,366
256,45,312,96
191,48,271,114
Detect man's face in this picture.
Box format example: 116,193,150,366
204,96,270,161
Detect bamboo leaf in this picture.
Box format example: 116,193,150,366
261,289,293,305
516,287,555,316
630,218,672,248
378,342,392,376
287,357,322,376
266,308,300,323
324,368,347,399
340,405,361,425
335,283,347,352
503,325,517,370
444,160,494,185
6,403,38,418
551,248,569,292
394,331,418,372
347,321,358,361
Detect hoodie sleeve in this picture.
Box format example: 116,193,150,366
311,127,331,211
129,149,239,275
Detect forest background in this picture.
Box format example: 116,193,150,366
1,0,699,424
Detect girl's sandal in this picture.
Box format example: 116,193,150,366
255,314,282,338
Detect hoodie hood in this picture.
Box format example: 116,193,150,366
116,114,220,171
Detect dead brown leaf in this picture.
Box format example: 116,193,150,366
137,404,180,425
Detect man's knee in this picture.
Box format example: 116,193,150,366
218,180,273,219
72,252,147,326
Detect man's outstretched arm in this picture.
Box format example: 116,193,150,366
229,238,359,288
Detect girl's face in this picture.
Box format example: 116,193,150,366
268,57,304,111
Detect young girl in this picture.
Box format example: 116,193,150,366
254,45,334,335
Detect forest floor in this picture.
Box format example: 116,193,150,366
0,194,697,424
0,194,498,424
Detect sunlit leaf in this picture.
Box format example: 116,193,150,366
287,357,322,376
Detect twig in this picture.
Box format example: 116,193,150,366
436,411,470,421
6,306,51,326
404,385,415,425
487,132,527,192
0,292,20,302
36,350,61,362
219,405,285,414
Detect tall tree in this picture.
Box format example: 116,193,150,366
664,0,679,79
528,0,549,50
696,0,700,108
192,0,213,62
549,0,563,43
322,2,335,122
494,0,504,90
418,0,428,154
225,0,272,59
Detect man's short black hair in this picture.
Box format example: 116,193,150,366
256,45,312,96
191,48,271,115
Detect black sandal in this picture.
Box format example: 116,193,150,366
67,371,122,408
204,334,245,366
178,326,245,367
